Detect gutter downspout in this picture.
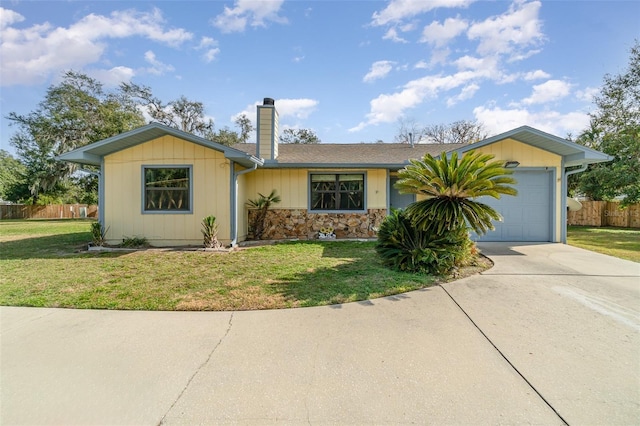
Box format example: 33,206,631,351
79,167,104,226
230,162,259,247
561,163,588,244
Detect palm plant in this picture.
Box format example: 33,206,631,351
246,189,281,239
376,208,473,274
394,150,517,235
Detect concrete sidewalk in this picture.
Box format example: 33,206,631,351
1,243,638,425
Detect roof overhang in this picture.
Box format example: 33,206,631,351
259,161,414,169
57,122,263,168
453,125,612,167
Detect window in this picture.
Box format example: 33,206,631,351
310,173,365,211
143,166,191,213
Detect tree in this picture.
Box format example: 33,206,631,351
574,40,640,207
120,83,215,139
235,114,254,144
394,119,487,144
279,128,321,144
7,71,144,203
423,120,487,144
394,117,428,144
121,82,252,146
0,150,28,202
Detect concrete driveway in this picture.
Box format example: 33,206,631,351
1,243,638,425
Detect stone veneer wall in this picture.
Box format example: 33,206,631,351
248,209,387,240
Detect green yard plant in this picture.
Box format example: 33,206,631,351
379,151,516,274
90,221,108,247
201,215,222,249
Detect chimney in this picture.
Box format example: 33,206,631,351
257,97,279,161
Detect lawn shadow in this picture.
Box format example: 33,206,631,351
0,233,131,260
266,241,432,308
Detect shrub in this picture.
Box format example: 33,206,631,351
376,209,474,275
202,215,223,249
120,236,148,248
90,221,108,247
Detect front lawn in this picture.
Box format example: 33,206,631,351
567,226,640,263
0,220,483,311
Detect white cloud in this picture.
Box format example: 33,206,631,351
414,60,429,69
0,7,192,86
350,71,475,131
212,0,287,33
576,86,599,103
446,83,480,107
382,27,408,43
420,17,468,47
523,69,551,80
196,37,220,63
236,98,319,130
371,0,475,26
363,60,395,83
86,66,135,87
522,79,572,105
467,1,544,60
143,51,175,75
473,104,589,136
0,7,24,29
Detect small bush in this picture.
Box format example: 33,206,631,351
202,215,223,249
120,236,148,248
376,209,474,275
90,221,108,246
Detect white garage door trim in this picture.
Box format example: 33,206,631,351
474,169,555,242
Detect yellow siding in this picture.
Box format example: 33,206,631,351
258,107,274,159
472,138,563,242
104,135,231,246
243,168,388,210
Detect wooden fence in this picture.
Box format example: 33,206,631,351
568,201,640,228
0,204,98,220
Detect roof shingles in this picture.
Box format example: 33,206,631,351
234,143,466,167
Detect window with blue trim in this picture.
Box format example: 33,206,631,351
143,167,190,212
310,173,364,211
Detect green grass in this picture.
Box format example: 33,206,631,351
0,219,454,311
567,226,640,263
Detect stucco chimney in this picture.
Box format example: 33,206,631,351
257,98,279,161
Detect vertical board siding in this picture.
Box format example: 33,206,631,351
473,138,562,242
104,135,231,246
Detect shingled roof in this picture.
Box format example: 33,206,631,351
234,143,466,168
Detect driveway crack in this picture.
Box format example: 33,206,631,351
158,312,234,426
438,284,570,426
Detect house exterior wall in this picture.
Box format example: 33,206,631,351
241,168,388,240
470,138,563,242
104,135,231,246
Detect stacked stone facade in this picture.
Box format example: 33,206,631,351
248,209,387,240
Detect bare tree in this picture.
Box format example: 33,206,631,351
423,120,487,144
120,83,215,139
394,117,427,144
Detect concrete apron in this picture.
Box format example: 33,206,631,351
443,242,640,426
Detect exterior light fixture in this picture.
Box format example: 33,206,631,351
504,161,520,168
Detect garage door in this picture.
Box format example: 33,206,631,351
474,170,552,242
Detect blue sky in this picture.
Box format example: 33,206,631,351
1,0,639,154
